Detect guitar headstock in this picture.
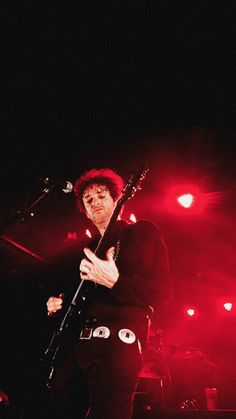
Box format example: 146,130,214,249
95,164,149,254
120,164,149,205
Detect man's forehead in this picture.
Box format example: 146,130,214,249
83,183,108,198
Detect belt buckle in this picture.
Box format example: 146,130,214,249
118,328,136,344
80,327,93,340
93,326,110,339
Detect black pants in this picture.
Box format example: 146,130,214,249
45,330,142,419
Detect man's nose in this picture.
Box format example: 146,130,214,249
91,198,100,207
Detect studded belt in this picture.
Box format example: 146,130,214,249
79,326,136,344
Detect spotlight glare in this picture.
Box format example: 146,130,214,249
129,213,137,223
85,229,92,238
177,194,195,208
186,308,195,317
164,184,205,215
223,302,233,311
65,231,77,242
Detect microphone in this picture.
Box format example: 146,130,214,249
40,177,74,193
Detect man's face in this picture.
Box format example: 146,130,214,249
82,183,117,227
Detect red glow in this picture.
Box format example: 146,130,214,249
223,302,233,311
164,184,205,215
216,297,235,315
86,229,92,238
186,308,195,317
177,193,195,208
129,213,137,223
65,232,77,241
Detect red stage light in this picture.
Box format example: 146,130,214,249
164,184,205,215
223,302,233,311
177,193,195,208
65,232,77,242
86,229,92,238
186,308,195,317
129,213,137,223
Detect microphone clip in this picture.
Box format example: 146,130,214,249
40,177,74,194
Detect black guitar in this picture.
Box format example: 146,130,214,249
41,165,149,388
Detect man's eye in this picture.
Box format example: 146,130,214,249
86,198,93,205
98,194,105,199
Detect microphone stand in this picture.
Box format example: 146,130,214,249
0,188,51,261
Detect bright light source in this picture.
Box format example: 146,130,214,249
86,229,92,238
65,231,77,242
163,184,205,215
177,194,195,208
223,302,233,311
216,298,235,315
129,213,137,223
186,308,195,317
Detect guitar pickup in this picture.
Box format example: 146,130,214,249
79,328,93,339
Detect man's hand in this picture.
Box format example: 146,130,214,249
46,293,64,316
79,247,119,288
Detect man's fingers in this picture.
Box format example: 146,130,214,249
80,258,92,272
80,272,89,280
83,247,97,262
80,265,91,274
106,247,115,261
47,295,64,316
84,246,115,262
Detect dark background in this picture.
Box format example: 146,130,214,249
1,3,236,416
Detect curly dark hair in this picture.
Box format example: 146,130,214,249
73,168,124,212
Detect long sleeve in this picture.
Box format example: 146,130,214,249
112,220,173,311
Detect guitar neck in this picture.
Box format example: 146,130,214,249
94,199,123,257
71,199,123,306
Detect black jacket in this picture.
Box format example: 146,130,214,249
44,219,172,345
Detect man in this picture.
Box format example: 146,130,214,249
45,167,172,419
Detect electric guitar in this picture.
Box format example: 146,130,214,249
41,164,149,388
